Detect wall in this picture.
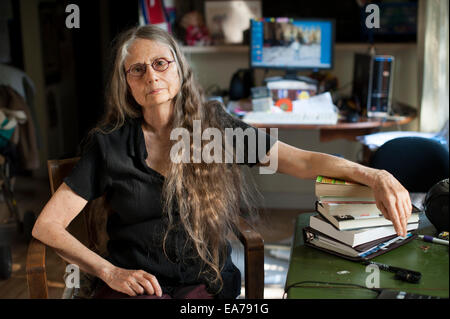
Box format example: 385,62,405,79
19,0,48,178
186,44,419,209
18,0,419,208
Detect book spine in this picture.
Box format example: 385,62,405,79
316,184,374,198
339,214,419,231
317,202,381,222
316,175,355,185
309,216,354,246
320,199,376,204
332,213,382,220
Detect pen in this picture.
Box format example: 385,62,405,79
361,261,421,283
418,235,449,246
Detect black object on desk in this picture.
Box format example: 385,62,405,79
285,212,449,299
361,260,422,283
229,69,253,101
345,111,360,123
424,178,449,233
376,289,442,299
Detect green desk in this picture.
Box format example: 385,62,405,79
285,213,449,299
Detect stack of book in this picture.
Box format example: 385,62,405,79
304,176,419,260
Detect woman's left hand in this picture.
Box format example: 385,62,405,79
370,170,412,237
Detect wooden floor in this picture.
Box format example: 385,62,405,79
0,176,308,299
0,234,66,299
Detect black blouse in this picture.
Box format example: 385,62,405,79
64,108,277,299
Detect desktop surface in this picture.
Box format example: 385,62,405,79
285,213,449,299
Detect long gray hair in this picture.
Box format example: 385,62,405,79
94,25,261,295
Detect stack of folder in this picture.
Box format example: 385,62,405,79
304,176,419,260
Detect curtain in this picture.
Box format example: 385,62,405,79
418,0,449,133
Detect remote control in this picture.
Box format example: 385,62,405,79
377,289,442,299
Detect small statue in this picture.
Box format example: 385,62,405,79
179,11,212,46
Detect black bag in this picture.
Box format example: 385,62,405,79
424,178,449,232
229,69,254,101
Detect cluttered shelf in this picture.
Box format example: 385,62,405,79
181,43,417,54
247,115,415,131
227,94,416,143
244,113,416,144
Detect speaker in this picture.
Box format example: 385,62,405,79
352,53,395,117
229,69,254,101
424,179,449,233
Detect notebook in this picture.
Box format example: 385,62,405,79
303,226,417,261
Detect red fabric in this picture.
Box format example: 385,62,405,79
93,282,214,299
185,25,211,46
146,0,165,24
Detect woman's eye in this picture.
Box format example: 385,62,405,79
133,65,145,72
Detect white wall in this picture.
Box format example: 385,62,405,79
185,44,419,210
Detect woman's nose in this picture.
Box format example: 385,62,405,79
144,65,159,82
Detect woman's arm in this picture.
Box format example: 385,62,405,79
32,183,162,297
271,141,412,237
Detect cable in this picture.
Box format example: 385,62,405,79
283,280,381,299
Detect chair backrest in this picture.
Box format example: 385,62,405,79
48,158,80,194
46,158,264,299
47,158,109,256
370,137,449,192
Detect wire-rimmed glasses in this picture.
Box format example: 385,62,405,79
126,57,175,77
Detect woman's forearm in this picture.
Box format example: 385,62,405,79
276,141,381,187
32,222,114,282
276,141,412,236
306,151,381,188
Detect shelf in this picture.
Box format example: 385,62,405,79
181,45,249,54
181,43,416,54
335,42,417,51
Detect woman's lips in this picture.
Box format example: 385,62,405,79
148,88,164,95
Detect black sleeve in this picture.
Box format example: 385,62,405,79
63,133,109,201
215,103,278,167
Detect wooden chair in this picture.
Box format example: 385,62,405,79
26,158,265,299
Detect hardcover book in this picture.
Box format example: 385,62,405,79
309,214,419,247
315,176,374,199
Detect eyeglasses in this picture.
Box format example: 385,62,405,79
126,57,175,77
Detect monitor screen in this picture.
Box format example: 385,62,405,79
250,18,335,71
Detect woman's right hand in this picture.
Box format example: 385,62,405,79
101,266,163,297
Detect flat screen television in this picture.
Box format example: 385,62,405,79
250,18,335,73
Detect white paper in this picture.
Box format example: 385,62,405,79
292,92,337,114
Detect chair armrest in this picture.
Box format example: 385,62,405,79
26,237,49,299
235,216,265,299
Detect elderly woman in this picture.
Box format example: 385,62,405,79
32,25,412,299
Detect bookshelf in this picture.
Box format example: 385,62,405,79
181,43,417,54
181,45,249,54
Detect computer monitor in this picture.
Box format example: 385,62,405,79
250,18,335,73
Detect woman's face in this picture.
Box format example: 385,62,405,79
124,39,181,110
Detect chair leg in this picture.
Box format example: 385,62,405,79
236,216,265,299
26,238,49,299
244,245,265,299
